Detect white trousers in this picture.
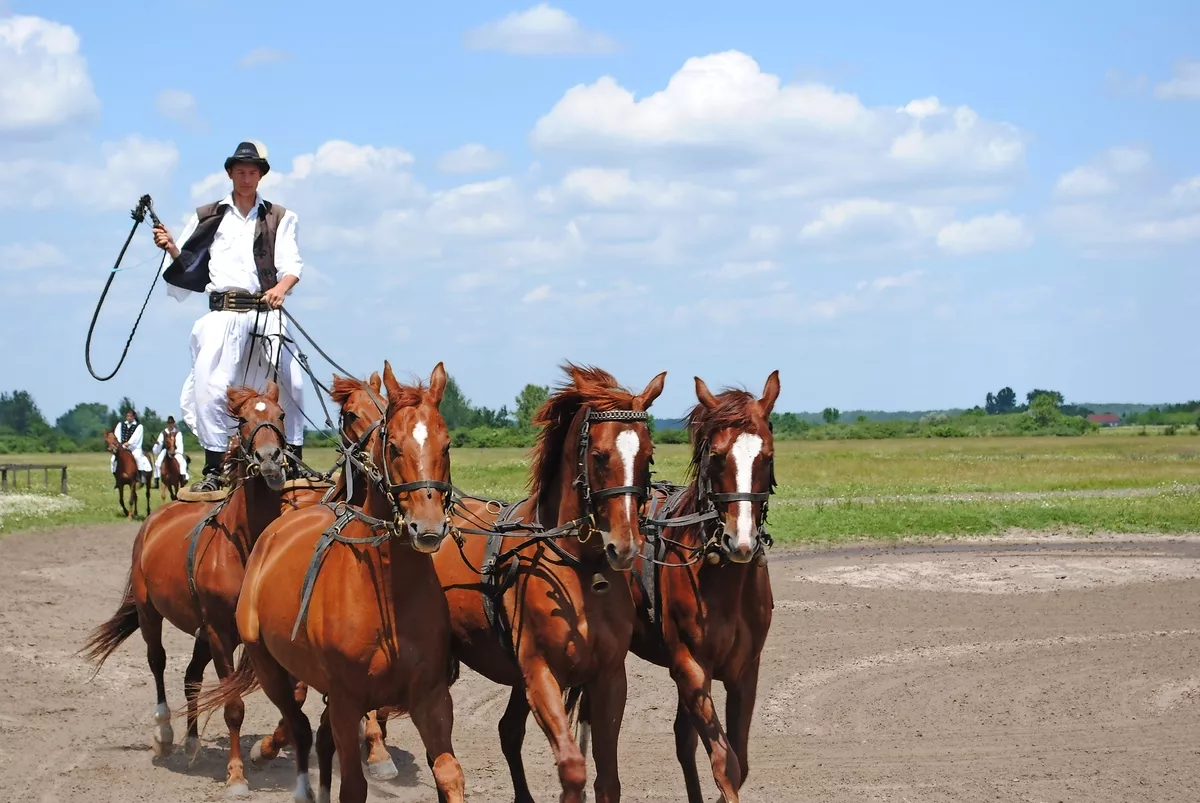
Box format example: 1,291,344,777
180,308,305,452
154,450,189,480
111,447,152,474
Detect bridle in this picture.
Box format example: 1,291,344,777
573,408,653,533
232,416,288,478
693,435,775,559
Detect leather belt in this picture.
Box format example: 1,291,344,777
209,290,268,312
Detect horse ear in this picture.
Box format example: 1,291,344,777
636,371,667,410
428,362,448,407
264,381,280,403
758,370,780,416
695,376,719,409
382,360,402,402
369,371,382,395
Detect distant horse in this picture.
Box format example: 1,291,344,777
106,430,149,519
435,363,665,803
626,372,779,803
81,383,289,797
159,429,184,502
194,362,466,803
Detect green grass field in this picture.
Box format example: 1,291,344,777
2,433,1199,540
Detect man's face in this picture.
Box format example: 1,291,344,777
228,163,263,196
125,412,135,423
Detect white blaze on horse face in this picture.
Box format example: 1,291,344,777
731,433,764,550
413,421,428,451
616,429,641,520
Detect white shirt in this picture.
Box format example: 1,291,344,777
155,427,184,454
115,421,144,450
166,192,303,301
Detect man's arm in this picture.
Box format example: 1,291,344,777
261,211,302,309
155,213,201,302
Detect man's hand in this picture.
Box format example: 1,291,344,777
153,225,180,259
261,285,288,309
262,275,299,310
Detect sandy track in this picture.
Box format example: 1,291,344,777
1,524,1198,802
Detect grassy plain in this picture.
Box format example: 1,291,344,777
2,431,1199,540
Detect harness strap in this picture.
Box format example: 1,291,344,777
185,496,232,599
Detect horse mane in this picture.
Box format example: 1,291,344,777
226,386,266,418
529,363,641,498
330,375,367,408
385,378,426,413
684,387,760,482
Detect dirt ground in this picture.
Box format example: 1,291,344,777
2,525,1198,802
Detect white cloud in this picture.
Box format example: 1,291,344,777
936,212,1032,255
522,284,552,303
238,47,292,69
438,143,507,174
0,241,67,272
0,135,178,211
1155,60,1200,100
464,4,618,55
532,51,1025,202
1047,147,1200,255
705,260,778,280
155,89,205,132
0,15,100,135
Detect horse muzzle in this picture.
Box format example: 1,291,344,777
405,519,449,554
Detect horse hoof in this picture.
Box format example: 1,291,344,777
293,775,316,803
226,780,251,799
151,737,173,758
367,756,399,781
316,788,330,803
185,737,201,766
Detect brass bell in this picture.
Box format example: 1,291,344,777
706,551,721,565
756,551,768,567
591,573,610,594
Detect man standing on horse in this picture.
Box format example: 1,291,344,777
152,415,189,488
151,141,307,494
111,408,153,487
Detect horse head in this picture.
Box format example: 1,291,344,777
688,370,780,564
104,431,119,453
371,361,454,554
226,382,288,492
532,364,666,573
164,429,177,456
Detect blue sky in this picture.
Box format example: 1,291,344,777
1,1,1198,423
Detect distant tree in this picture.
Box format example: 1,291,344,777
822,407,840,425
56,402,116,442
985,392,998,415
0,390,48,435
1026,389,1064,406
515,384,550,429
1029,394,1060,427
438,376,480,429
994,387,1017,414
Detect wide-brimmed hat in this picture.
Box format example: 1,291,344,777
224,140,270,175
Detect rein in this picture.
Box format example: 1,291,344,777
85,195,166,382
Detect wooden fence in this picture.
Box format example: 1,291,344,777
0,464,69,494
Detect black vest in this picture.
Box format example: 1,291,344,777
120,420,138,442
162,200,287,294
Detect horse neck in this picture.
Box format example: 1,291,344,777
533,424,602,562
670,482,708,549
237,469,283,544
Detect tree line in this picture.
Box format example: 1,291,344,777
3,382,1197,455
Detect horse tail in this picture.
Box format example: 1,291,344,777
78,576,139,669
563,685,590,747
193,648,260,719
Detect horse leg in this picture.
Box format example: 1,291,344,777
316,706,335,803
524,660,587,802
138,602,172,757
672,696,704,803
327,696,370,803
253,678,309,763
499,685,535,803
204,626,250,798
585,670,629,803
362,709,399,780
246,643,316,803
183,637,213,766
719,659,761,803
119,484,129,518
409,682,465,803
670,652,740,803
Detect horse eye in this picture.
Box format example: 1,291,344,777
591,450,609,463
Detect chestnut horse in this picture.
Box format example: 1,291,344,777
106,430,149,518
159,429,184,502
81,383,290,797
626,372,779,803
194,362,466,803
435,364,665,803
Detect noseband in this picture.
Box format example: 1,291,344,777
694,438,775,557
234,417,287,476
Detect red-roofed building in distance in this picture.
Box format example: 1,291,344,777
1087,413,1121,427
